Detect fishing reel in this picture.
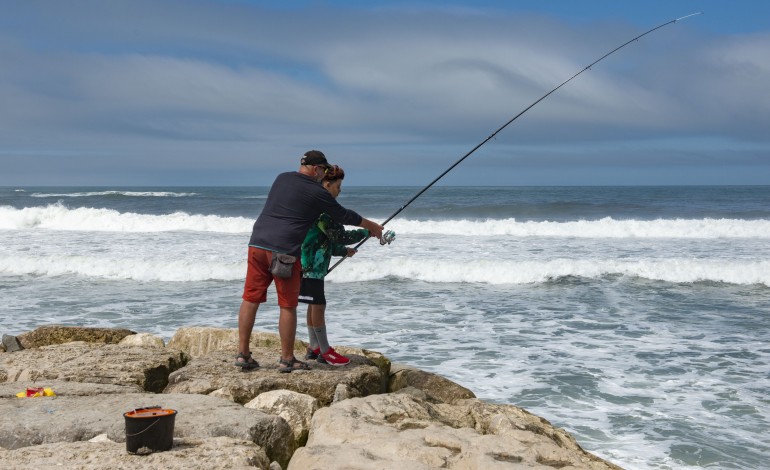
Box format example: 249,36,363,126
380,230,396,245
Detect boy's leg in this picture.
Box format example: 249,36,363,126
306,305,319,351
310,304,330,352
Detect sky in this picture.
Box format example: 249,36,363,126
1,0,769,186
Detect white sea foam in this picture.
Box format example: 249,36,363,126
2,204,770,238
5,253,766,286
0,203,251,233
390,217,770,239
0,255,243,282
30,191,198,197
328,257,770,286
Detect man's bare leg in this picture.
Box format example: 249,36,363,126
278,306,298,360
238,300,259,354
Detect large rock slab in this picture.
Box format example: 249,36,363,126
389,363,476,404
289,393,621,470
0,436,271,469
167,327,391,383
17,326,135,349
168,327,302,357
165,348,385,406
0,392,294,468
0,342,188,392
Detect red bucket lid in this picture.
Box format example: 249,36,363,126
124,407,177,418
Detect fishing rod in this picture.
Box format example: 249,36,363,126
328,12,701,274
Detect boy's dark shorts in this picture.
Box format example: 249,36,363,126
298,278,326,305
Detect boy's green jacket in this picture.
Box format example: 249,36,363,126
301,212,369,279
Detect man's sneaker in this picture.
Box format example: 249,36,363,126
305,347,327,363
320,347,350,366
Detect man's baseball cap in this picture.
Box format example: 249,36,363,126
301,150,330,167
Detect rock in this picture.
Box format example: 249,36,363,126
164,349,384,406
393,385,430,402
167,328,390,381
167,327,239,357
17,326,135,349
168,327,305,358
389,363,475,404
0,342,188,392
334,346,391,393
332,383,359,402
120,332,165,348
0,392,294,468
289,393,621,470
0,327,622,469
0,436,271,469
2,335,23,353
245,389,319,448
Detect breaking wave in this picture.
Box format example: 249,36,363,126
2,255,768,286
0,203,250,233
30,191,198,198
2,204,769,238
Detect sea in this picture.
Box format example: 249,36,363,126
1,185,768,469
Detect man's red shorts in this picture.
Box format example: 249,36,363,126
242,246,301,308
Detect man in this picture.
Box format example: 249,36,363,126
236,150,383,372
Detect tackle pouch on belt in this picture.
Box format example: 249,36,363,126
270,252,296,278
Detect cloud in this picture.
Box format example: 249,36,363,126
1,1,769,185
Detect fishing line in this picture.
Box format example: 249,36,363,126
328,12,701,274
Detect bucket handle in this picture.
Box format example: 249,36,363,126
125,417,162,437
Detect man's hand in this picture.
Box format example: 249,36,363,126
345,247,358,257
360,218,384,240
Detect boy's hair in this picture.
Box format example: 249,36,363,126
323,165,345,182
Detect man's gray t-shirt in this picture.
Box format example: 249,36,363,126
248,172,363,257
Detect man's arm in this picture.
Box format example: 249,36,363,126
358,217,384,240
313,185,383,239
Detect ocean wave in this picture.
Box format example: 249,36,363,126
0,255,243,282
329,258,770,287
2,204,770,238
390,217,770,239
0,203,251,233
30,191,198,198
2,254,767,286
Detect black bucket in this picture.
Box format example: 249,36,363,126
124,406,177,454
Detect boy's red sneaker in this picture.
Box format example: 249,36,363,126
321,347,350,366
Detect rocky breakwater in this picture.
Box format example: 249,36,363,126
0,326,622,469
